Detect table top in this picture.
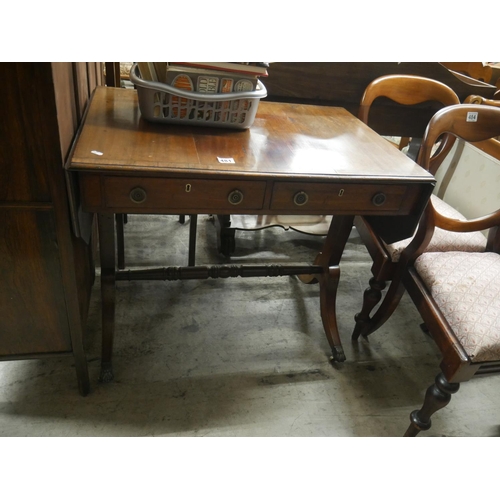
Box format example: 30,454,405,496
69,87,434,185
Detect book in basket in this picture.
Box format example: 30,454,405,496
166,64,259,94
169,62,268,78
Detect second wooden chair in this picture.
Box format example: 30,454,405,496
393,103,500,435
351,74,477,341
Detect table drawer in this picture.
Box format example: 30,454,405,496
103,177,267,210
270,182,407,212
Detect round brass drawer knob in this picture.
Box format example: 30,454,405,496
228,189,244,205
372,192,387,207
130,187,147,204
293,191,309,206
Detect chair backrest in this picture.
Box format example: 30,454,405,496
418,104,500,177
462,95,500,164
405,104,500,261
359,74,461,123
359,75,460,165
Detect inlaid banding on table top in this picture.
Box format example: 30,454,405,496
68,87,434,183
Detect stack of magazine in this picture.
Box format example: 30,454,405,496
137,62,269,95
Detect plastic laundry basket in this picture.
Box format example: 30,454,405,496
129,63,267,129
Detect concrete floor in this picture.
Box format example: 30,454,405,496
1,215,500,437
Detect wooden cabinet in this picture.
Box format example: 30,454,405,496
0,63,101,395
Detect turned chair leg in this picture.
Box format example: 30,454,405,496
352,277,386,340
404,373,460,437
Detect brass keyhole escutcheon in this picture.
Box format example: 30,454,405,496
129,187,147,204
293,191,309,206
185,184,192,193
338,189,344,197
372,192,387,206
228,189,244,205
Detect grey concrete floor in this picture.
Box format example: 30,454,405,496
1,214,500,437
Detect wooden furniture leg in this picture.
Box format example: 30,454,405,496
97,213,116,382
116,214,125,270
352,267,409,340
314,215,354,362
404,373,460,437
351,277,387,339
188,214,198,267
215,214,236,257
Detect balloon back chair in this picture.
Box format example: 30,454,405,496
352,75,468,341
381,103,500,435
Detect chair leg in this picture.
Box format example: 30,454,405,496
115,214,125,270
404,373,460,437
352,276,408,340
399,137,410,151
366,278,408,336
352,277,386,340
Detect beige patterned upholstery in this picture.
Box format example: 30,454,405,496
415,252,500,362
385,195,487,261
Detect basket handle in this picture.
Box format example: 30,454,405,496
129,63,267,101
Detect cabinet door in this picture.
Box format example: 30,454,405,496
0,208,72,355
0,63,52,203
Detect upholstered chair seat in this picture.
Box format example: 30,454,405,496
414,251,500,363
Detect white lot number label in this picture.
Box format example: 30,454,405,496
217,157,235,163
467,111,478,122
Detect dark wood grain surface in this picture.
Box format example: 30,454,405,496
0,64,53,202
0,209,72,355
0,63,103,394
70,87,433,183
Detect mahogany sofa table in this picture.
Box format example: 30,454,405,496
67,87,435,383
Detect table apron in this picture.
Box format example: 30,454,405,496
78,173,430,217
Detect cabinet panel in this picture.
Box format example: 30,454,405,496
0,63,53,202
0,208,72,355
